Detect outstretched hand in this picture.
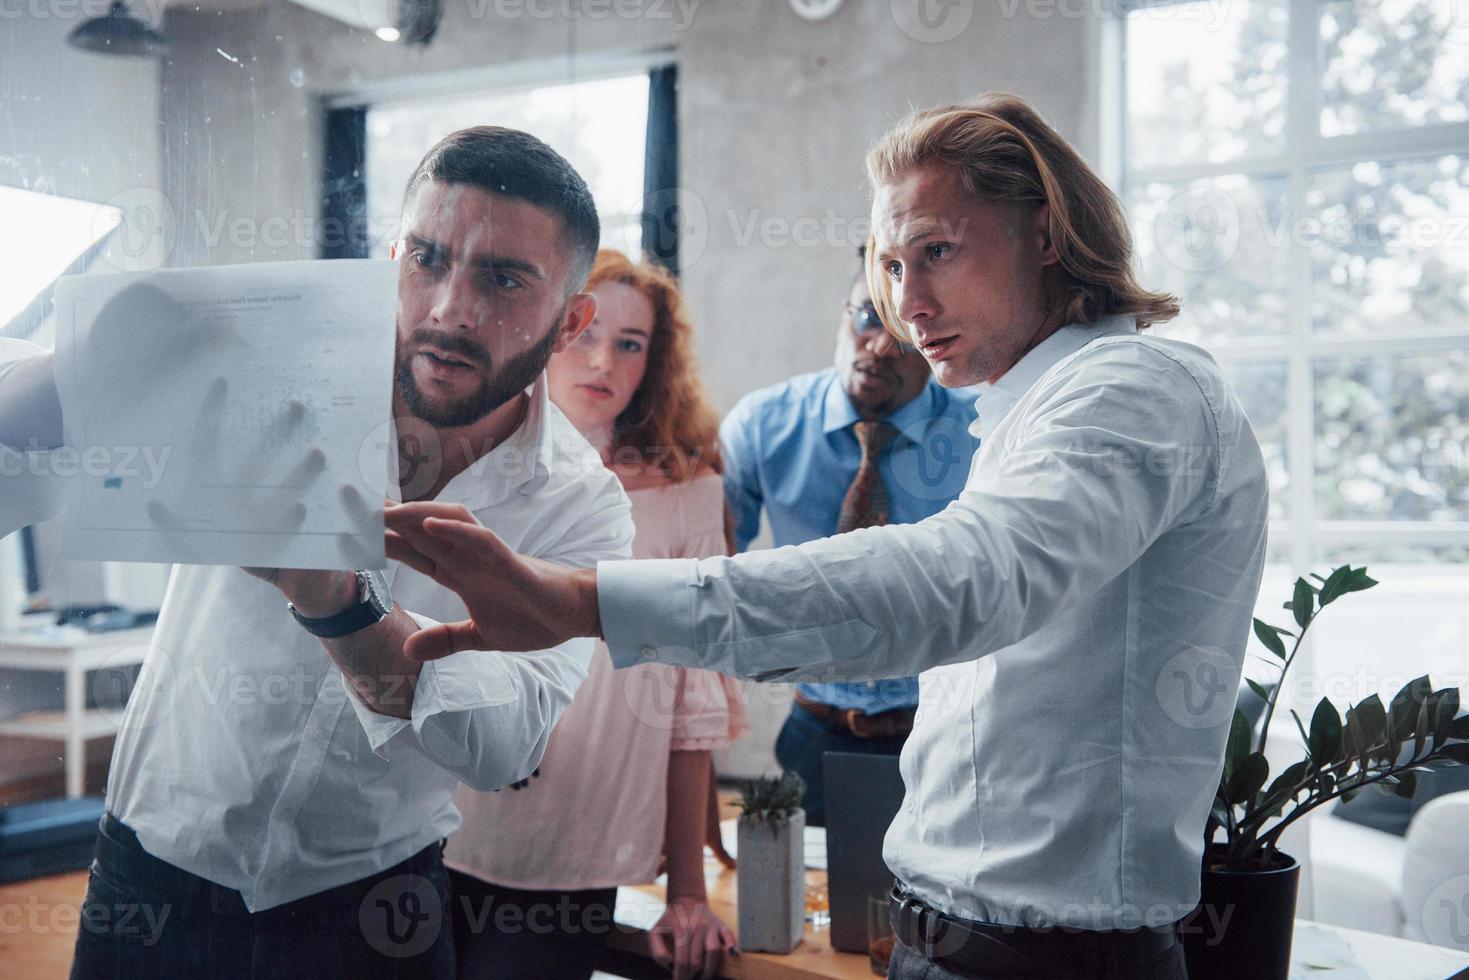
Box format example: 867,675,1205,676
384,501,602,660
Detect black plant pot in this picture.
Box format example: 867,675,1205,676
1180,845,1301,980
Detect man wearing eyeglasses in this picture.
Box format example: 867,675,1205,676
717,247,979,825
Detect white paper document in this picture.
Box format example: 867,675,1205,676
54,260,398,570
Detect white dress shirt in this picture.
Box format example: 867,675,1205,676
601,316,1269,930
0,343,634,912
0,339,66,536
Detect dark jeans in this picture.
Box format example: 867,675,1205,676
69,813,455,980
885,936,1189,980
448,869,618,980
773,701,908,826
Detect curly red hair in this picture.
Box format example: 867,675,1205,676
588,249,722,483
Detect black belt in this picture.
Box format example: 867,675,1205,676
889,883,1181,976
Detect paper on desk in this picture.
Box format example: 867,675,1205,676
53,260,398,570
1289,923,1368,978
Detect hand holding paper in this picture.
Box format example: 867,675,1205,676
53,260,398,569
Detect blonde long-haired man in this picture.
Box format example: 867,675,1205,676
386,93,1270,979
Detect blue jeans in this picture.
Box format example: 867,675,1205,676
69,813,455,980
773,702,908,827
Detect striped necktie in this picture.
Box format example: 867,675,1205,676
836,420,899,534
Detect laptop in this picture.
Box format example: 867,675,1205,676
823,751,906,953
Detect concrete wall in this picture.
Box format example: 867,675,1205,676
677,0,1100,408
153,0,1104,408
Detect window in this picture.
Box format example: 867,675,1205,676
362,72,653,261
0,185,122,341
1116,0,1469,701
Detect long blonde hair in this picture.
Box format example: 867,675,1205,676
864,92,1179,339
587,249,721,483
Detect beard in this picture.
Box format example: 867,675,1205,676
395,319,561,429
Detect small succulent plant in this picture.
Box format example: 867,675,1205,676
734,772,805,832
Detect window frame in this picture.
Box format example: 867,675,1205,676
319,49,677,266
1109,0,1469,570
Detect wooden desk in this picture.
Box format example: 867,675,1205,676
612,866,874,980
0,626,154,798
613,866,1469,980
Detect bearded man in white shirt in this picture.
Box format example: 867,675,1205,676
1,127,633,978
387,92,1271,980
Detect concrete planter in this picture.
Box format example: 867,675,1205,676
736,810,805,953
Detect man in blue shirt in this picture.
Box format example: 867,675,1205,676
719,248,979,824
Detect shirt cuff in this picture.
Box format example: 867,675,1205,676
597,558,703,670
342,678,413,757
339,610,443,758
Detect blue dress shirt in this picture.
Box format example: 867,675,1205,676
719,369,979,713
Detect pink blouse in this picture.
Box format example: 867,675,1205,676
443,470,750,890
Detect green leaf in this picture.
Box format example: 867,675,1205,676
1253,618,1288,660
1206,802,1229,846
1450,715,1469,740
1389,676,1432,744
1224,752,1270,806
1292,578,1314,629
1309,698,1344,765
1225,709,1252,779
1341,566,1379,595
1436,743,1469,765
1317,565,1352,606
1258,760,1309,817
1344,696,1388,767
1414,697,1432,761
1291,709,1311,750
1390,770,1418,799
1247,678,1272,703
1432,689,1460,751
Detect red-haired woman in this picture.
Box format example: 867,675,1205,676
445,249,747,980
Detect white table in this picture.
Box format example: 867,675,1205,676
0,625,155,798
1290,920,1469,979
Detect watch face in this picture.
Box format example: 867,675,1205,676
361,570,392,613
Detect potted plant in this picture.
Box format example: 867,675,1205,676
734,771,806,953
1182,565,1469,980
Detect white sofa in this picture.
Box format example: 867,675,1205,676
1310,790,1469,950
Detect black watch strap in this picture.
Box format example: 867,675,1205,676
289,573,390,638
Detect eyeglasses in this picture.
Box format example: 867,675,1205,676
845,301,917,354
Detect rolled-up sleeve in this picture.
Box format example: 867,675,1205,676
346,621,598,791
353,480,634,790
1,340,67,536
602,345,1222,683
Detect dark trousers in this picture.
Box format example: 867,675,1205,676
773,702,908,826
69,813,455,980
448,868,618,980
885,935,1189,979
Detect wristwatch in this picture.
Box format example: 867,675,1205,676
289,570,393,638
